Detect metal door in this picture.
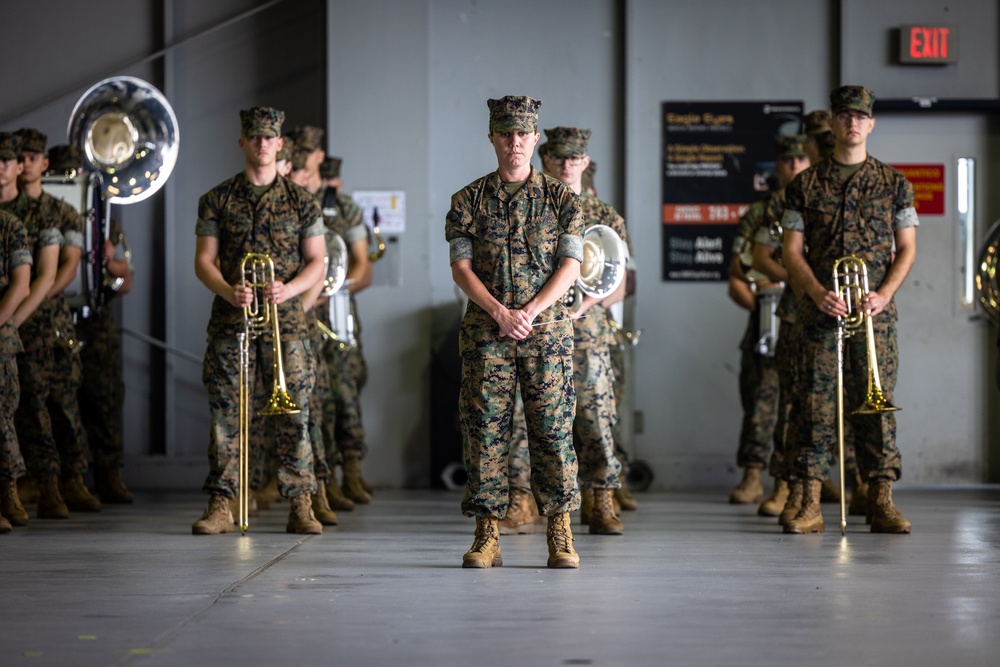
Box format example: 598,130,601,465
871,112,999,483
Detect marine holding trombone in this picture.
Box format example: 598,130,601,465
192,107,327,535
781,86,918,535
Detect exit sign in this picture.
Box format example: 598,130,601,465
900,25,958,64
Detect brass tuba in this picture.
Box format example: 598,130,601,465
66,76,178,314
976,218,1000,322
315,231,357,349
564,224,629,312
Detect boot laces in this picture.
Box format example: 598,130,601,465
547,518,574,553
470,523,497,553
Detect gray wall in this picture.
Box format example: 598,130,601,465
3,0,998,490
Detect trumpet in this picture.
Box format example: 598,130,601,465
237,253,301,533
832,255,899,534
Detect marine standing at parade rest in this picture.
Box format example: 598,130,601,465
17,130,101,513
0,132,64,519
741,135,811,518
781,85,918,534
0,156,32,531
446,95,584,568
316,155,375,506
540,126,630,535
192,107,326,535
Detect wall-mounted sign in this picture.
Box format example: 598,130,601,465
662,101,802,281
900,25,958,65
351,190,406,234
890,164,945,216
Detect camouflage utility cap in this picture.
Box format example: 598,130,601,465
803,110,832,135
291,147,309,171
582,159,597,192
320,156,342,179
288,125,324,152
0,132,21,160
776,135,808,159
47,144,83,174
543,127,591,157
830,85,875,117
15,127,47,153
487,96,541,133
240,106,285,138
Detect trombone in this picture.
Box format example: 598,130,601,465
237,253,301,533
832,254,900,535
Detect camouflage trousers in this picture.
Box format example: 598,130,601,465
202,334,316,499
324,340,368,459
609,339,631,478
460,354,578,518
795,321,900,481
15,319,60,477
507,388,531,492
49,299,90,478
572,346,621,489
76,307,125,469
771,319,798,479
306,321,331,482
0,355,26,483
736,323,779,469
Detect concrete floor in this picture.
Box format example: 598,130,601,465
1,487,998,667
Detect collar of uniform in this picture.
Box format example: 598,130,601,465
816,153,873,184
485,165,546,201
234,171,285,200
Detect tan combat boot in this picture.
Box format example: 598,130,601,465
229,492,259,519
758,479,790,517
259,476,281,507
848,473,869,517
547,512,580,568
615,484,638,512
579,487,594,525
870,480,911,534
778,479,803,527
286,494,323,534
0,513,10,533
498,487,539,535
192,495,236,535
784,478,824,534
729,464,765,504
311,481,339,526
98,467,134,504
325,475,355,511
341,454,372,504
18,475,39,505
590,488,624,535
62,475,102,512
820,477,842,503
37,473,69,519
463,516,502,568
1,479,29,526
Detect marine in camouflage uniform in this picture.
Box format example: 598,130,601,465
193,107,327,535
781,86,918,534
753,119,862,522
541,127,629,535
316,155,374,504
0,206,32,530
73,212,135,504
447,96,584,568
16,129,98,512
728,194,780,506
0,132,67,519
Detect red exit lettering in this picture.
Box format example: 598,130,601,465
910,26,950,59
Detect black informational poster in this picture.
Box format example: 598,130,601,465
662,101,802,281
